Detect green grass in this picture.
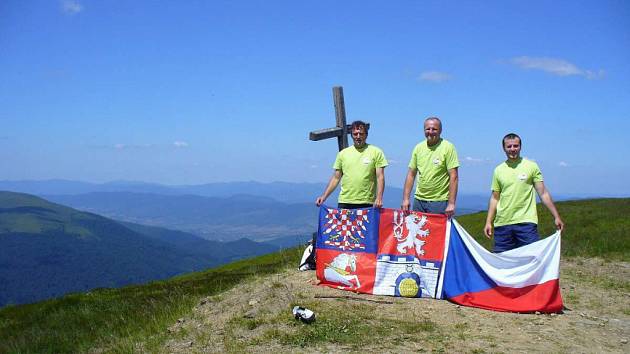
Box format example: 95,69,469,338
1,198,628,353
563,267,630,292
456,198,630,261
218,300,441,351
0,248,300,353
272,303,438,349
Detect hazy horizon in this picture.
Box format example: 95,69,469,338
1,178,627,199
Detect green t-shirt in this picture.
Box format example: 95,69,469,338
491,158,543,227
408,139,459,201
333,144,388,204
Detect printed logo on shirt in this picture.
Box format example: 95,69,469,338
432,158,441,166
362,157,372,165
518,173,527,181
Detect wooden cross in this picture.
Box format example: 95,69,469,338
309,86,369,152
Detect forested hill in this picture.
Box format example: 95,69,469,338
0,191,282,306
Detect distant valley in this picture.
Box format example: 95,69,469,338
46,192,317,242
1,180,490,242
0,191,300,307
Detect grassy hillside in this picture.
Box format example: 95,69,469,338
0,198,627,352
456,198,630,260
0,249,299,353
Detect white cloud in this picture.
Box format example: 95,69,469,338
584,70,606,80
510,56,604,79
418,71,452,83
463,156,491,165
113,143,154,150
173,141,189,148
559,161,569,167
61,0,83,15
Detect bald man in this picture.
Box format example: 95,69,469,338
402,117,459,217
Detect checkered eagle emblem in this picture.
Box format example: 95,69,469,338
322,208,370,250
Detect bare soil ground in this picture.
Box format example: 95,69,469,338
158,257,630,353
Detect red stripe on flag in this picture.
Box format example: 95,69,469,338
448,279,563,313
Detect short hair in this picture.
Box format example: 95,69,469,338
425,116,442,129
350,120,369,133
502,133,521,147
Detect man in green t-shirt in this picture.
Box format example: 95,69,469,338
484,133,564,252
315,121,388,209
401,117,459,217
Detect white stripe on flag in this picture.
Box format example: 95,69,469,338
451,220,561,288
434,218,452,299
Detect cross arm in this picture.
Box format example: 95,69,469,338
309,123,370,141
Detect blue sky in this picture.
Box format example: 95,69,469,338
1,0,629,195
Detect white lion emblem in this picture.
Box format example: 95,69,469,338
393,211,430,255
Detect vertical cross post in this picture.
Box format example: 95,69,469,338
309,86,369,152
332,86,348,151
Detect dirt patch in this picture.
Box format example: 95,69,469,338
158,258,630,353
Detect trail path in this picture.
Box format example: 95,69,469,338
160,258,629,353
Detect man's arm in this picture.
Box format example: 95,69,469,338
401,168,417,210
445,167,458,217
484,191,500,238
373,167,385,208
534,181,564,232
315,170,342,207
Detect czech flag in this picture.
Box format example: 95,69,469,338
441,220,563,313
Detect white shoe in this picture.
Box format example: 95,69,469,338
292,306,315,323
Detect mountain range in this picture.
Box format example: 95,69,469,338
0,180,327,203
0,180,490,242
0,178,492,209
45,192,316,241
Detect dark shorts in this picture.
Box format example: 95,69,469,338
338,203,373,209
493,222,540,253
412,199,447,214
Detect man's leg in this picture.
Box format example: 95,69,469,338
493,224,517,252
513,223,540,248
